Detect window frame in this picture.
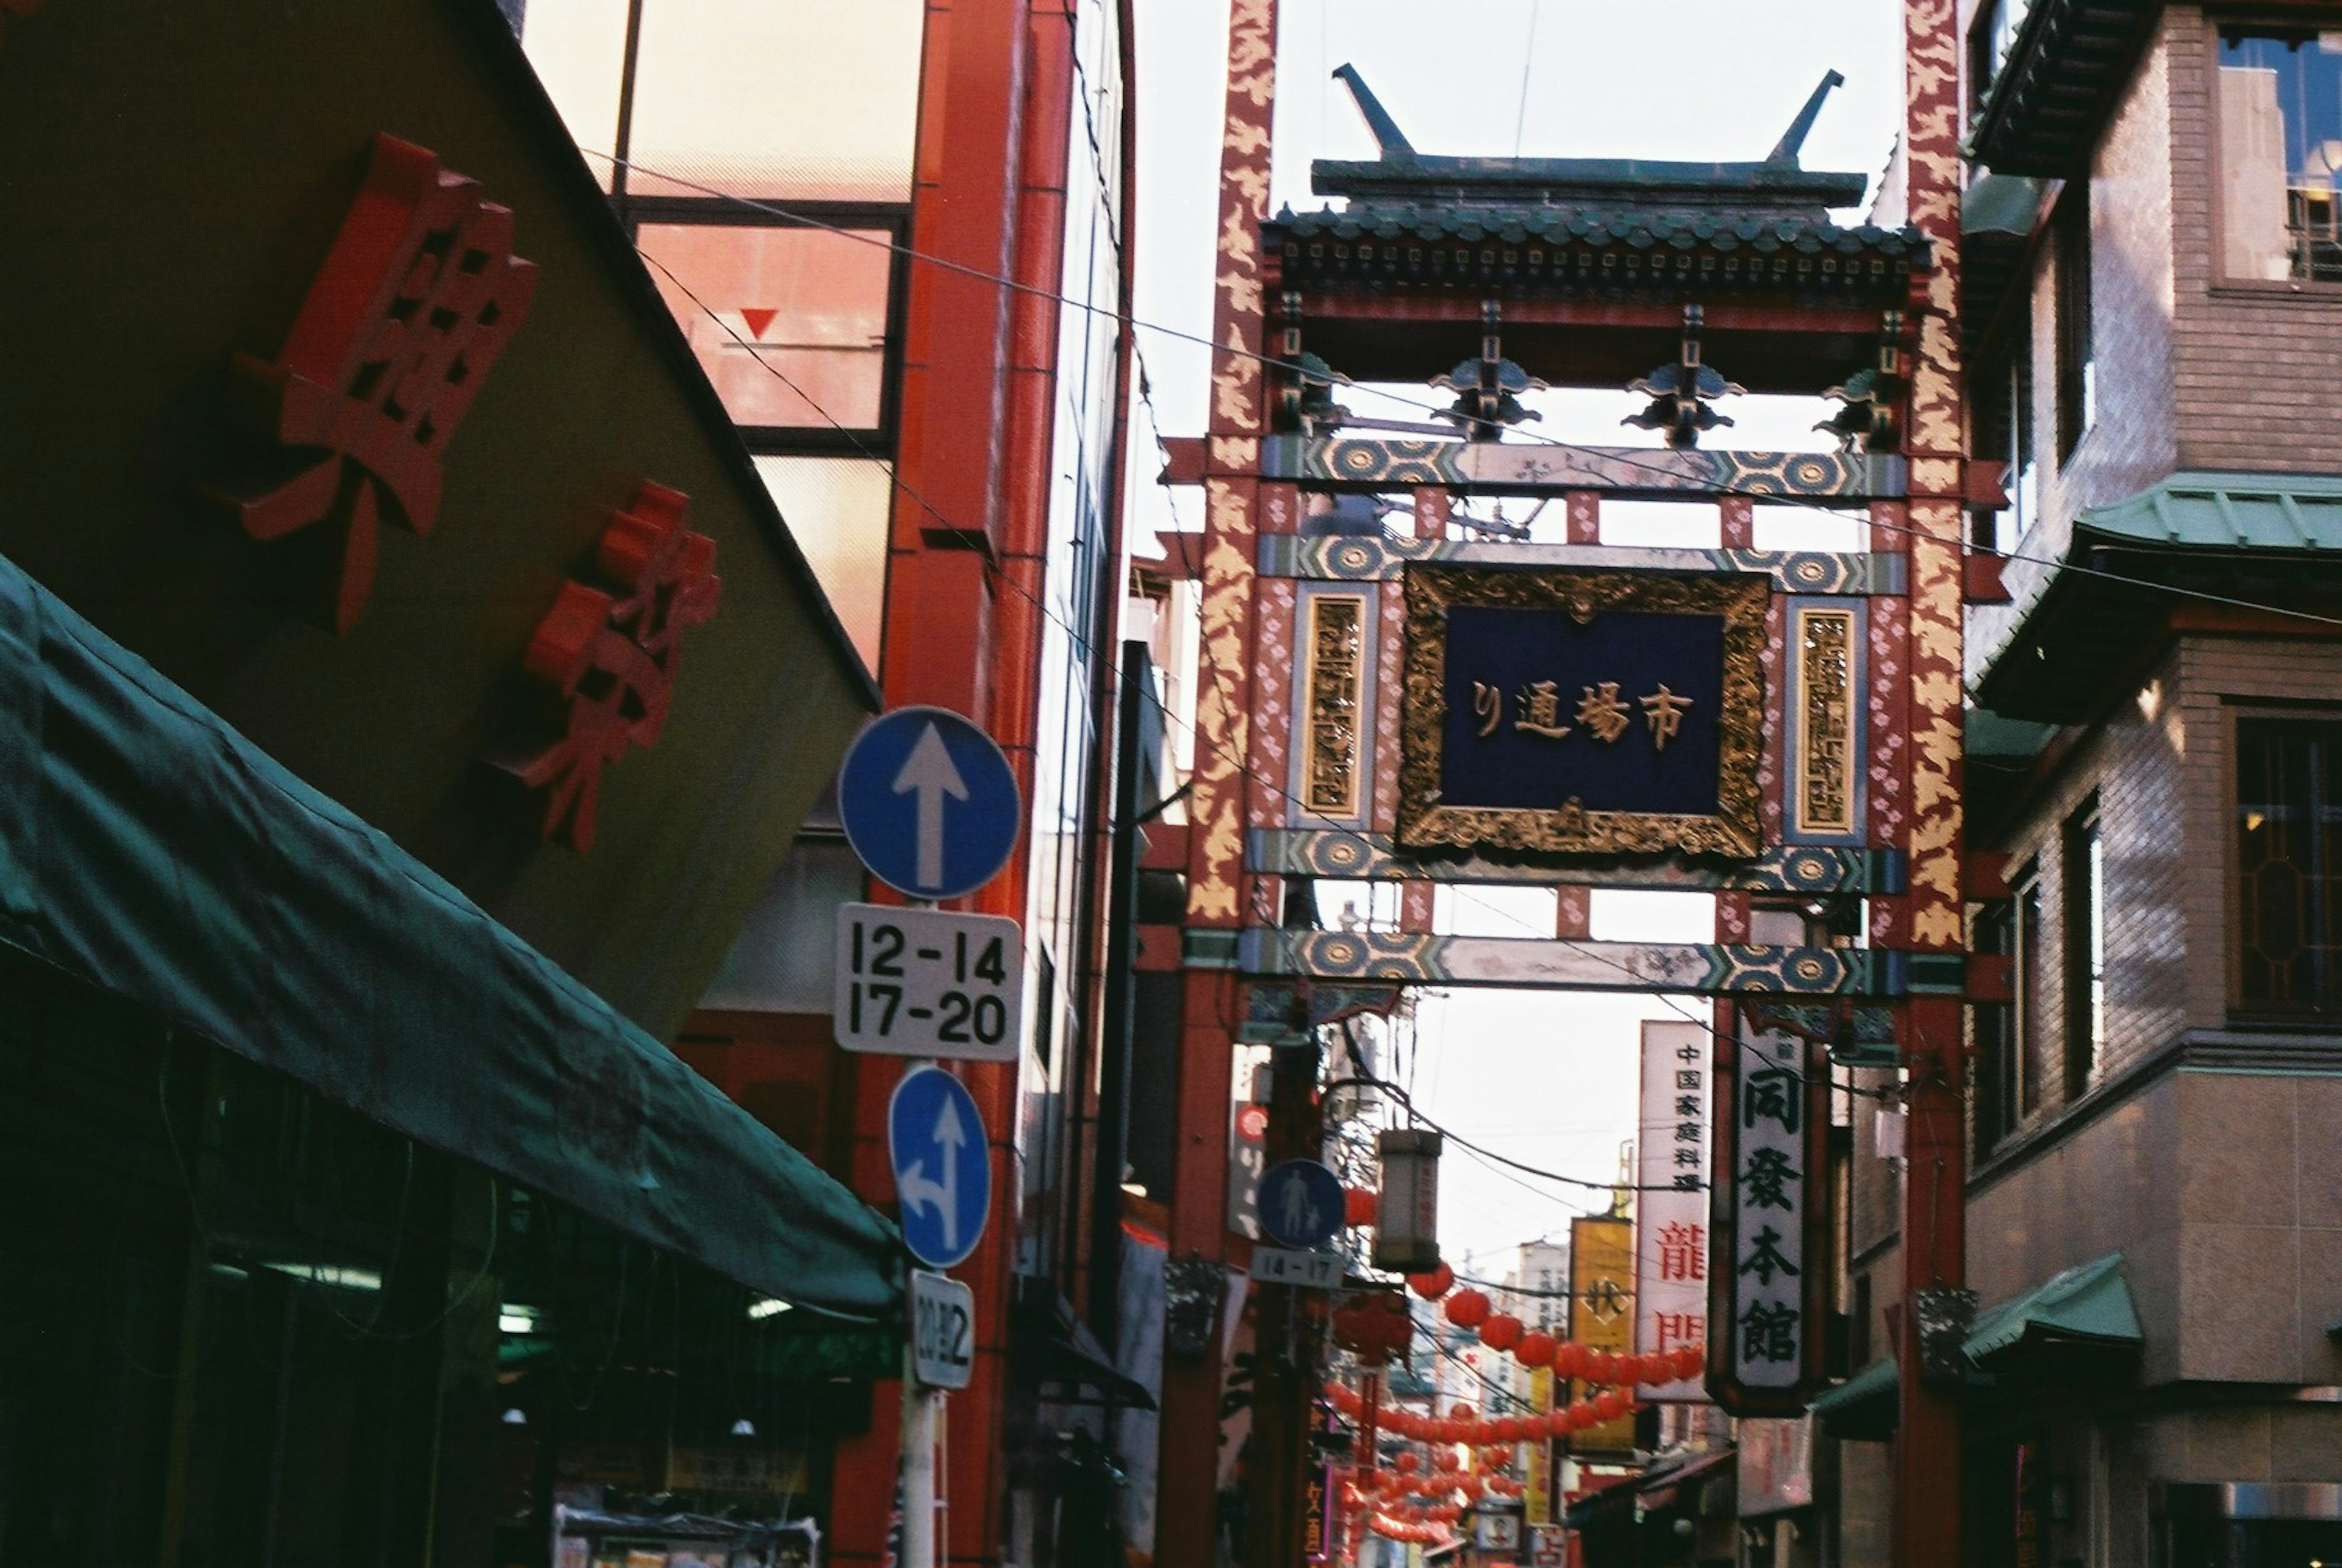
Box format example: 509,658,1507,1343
2229,707,2342,1022
1972,895,2022,1156
621,198,914,454
1971,329,2036,551
2012,859,2049,1123
2062,795,2104,1098
2053,182,2094,463
2207,19,2342,294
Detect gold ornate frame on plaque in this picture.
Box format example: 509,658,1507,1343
1395,565,1768,857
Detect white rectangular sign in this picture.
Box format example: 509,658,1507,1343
909,1269,975,1389
1636,1020,1710,1400
1248,1246,1343,1289
1724,1017,1811,1391
834,903,1023,1061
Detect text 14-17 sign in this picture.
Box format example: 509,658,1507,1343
834,904,1023,1062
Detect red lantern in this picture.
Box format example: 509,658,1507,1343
1478,1313,1523,1353
1516,1330,1556,1368
1594,1390,1626,1420
1567,1399,1598,1429
1450,1402,1476,1420
1674,1345,1705,1379
1395,1452,1418,1475
1344,1186,1379,1227
1443,1289,1491,1329
1406,1261,1455,1300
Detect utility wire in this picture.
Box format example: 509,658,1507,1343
643,243,1881,1205
586,149,2342,633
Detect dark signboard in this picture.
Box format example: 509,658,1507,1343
1396,567,1766,857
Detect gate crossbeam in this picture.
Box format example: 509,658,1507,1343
1236,927,1905,996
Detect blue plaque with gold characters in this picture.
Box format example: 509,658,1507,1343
1395,566,1767,858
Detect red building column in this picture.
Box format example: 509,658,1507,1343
1892,1,1969,1564
1157,5,1279,1567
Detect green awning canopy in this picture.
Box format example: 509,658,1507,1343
0,549,903,1320
2078,471,2342,552
1808,1255,2140,1439
1964,1253,2140,1362
1808,1355,1899,1442
1961,174,2046,242
1975,473,2342,721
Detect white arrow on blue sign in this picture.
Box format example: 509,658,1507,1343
838,707,1021,902
888,1065,992,1269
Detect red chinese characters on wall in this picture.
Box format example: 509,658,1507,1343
493,483,720,853
219,134,537,631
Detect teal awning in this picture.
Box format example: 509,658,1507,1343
1975,473,2342,721
1961,174,2046,242
1964,1253,2140,1362
0,550,903,1320
1808,1355,1898,1441
2078,471,2342,552
1807,1255,2140,1439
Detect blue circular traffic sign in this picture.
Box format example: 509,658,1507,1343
888,1065,991,1269
838,707,1021,901
1257,1158,1346,1250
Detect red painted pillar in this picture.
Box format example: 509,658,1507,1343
1892,1,1969,1564
829,4,1038,1567
1156,5,1279,1567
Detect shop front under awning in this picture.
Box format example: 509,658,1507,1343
1810,1254,2141,1439
0,550,903,1320
1636,1447,1736,1514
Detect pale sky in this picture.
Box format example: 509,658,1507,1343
1130,1,1906,1265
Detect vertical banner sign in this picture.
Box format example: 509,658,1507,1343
1635,1021,1710,1400
1566,1215,1636,1454
1707,1006,1831,1412
1304,1462,1333,1563
1524,1364,1555,1522
1519,1239,1567,1524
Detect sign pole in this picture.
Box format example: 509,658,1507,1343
900,1050,945,1568
901,1351,939,1568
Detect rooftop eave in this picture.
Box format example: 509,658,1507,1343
1310,154,1868,215
1964,0,2158,177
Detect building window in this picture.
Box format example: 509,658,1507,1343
1968,0,2033,116
2236,718,2342,1018
1973,335,2035,550
2218,29,2342,282
638,221,895,435
2063,798,2104,1097
1973,898,2021,1154
517,0,926,678
2054,185,2093,460
2013,862,2048,1119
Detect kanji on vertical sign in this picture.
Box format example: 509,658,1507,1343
1706,1004,1830,1413
490,482,720,852
217,134,538,631
1635,1020,1709,1401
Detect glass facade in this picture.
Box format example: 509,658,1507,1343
2219,30,2342,283
518,0,925,681
1017,0,1130,1280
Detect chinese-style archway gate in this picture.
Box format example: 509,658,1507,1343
1157,7,1975,1568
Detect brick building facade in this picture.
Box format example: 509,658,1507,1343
1826,1,2342,1561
